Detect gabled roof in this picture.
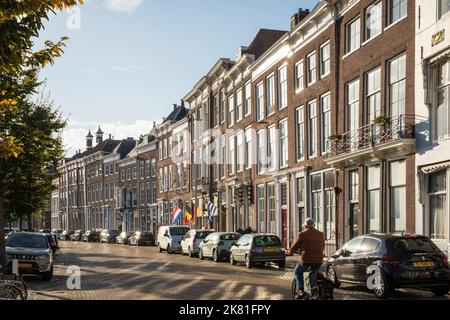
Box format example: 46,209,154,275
163,105,188,124
246,29,288,59
116,138,136,159
83,139,120,157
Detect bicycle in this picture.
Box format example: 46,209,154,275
0,275,28,300
291,264,334,300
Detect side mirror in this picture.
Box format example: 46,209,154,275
341,249,351,257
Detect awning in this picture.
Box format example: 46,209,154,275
421,161,450,174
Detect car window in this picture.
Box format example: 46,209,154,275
343,237,364,254
387,238,442,255
360,237,380,253
220,233,241,241
6,234,49,249
196,231,212,239
170,227,189,236
253,235,281,247
237,236,249,245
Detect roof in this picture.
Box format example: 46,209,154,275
163,105,188,124
83,138,120,157
86,130,93,138
115,138,137,159
246,29,288,59
96,126,104,135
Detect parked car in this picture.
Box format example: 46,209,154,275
82,230,100,243
70,230,84,241
100,229,120,244
38,229,51,234
60,230,74,241
198,232,242,262
45,233,59,253
51,229,63,239
157,225,190,254
5,232,54,281
229,233,285,269
180,229,215,257
325,233,450,299
129,231,155,246
116,232,133,245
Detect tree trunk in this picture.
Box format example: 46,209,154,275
27,213,31,232
0,162,6,274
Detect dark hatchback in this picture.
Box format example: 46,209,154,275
82,231,100,243
129,231,155,246
60,230,74,241
325,234,450,298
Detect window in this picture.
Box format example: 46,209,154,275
389,0,407,25
307,52,317,85
132,166,137,180
346,79,360,134
213,94,218,127
278,66,288,109
389,160,406,232
256,82,265,122
257,130,267,174
367,165,381,232
228,95,235,128
145,160,151,178
346,18,361,53
311,174,322,230
245,127,252,169
220,89,225,124
428,170,448,240
279,119,288,167
389,54,406,119
126,168,131,180
266,74,276,115
436,60,450,138
296,107,305,160
267,126,277,171
227,135,235,175
132,187,137,207
257,185,265,232
244,81,252,116
139,161,145,179
140,182,145,205
321,92,331,154
308,100,317,157
146,181,151,204
365,67,381,123
236,131,244,172
267,183,276,233
236,89,243,122
365,1,382,40
439,0,450,18
295,60,305,91
320,42,331,78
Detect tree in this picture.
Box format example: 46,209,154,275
0,0,83,273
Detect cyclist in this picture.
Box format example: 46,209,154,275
286,218,325,299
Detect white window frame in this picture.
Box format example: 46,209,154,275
346,17,361,54
279,118,288,168
296,106,305,161
267,125,277,172
308,100,318,157
295,60,305,92
228,94,235,128
256,81,265,122
307,51,317,85
388,0,407,25
320,92,331,155
266,73,276,116
244,81,252,117
278,65,288,109
236,88,243,123
365,67,382,124
319,42,331,78
365,1,382,40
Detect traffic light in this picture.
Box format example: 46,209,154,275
246,184,253,204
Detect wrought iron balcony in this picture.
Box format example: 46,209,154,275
326,115,416,167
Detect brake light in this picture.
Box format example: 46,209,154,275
218,240,224,246
382,255,401,265
250,248,257,253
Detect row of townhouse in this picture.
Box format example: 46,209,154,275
52,0,450,256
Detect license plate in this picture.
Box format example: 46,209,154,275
264,248,276,253
18,263,32,268
414,261,434,268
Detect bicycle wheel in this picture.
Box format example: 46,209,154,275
0,284,24,300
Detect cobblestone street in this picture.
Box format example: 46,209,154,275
23,242,450,300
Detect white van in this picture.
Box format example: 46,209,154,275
157,225,190,254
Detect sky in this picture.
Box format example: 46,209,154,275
37,0,318,156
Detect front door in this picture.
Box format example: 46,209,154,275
349,203,359,240
281,208,287,248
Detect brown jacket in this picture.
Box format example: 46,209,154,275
287,228,325,264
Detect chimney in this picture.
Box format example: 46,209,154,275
236,46,249,60
291,8,310,31
109,134,112,139
95,126,104,145
86,130,93,150
173,103,177,111
180,100,185,108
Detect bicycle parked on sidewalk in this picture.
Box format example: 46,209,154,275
0,275,28,300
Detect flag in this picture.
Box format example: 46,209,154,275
208,202,217,225
184,211,192,225
172,207,183,225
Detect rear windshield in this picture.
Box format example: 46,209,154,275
6,234,49,249
141,232,153,238
253,236,281,247
387,238,442,255
220,234,241,241
170,227,189,236
196,231,213,239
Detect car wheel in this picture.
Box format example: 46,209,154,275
213,250,219,262
158,243,163,253
167,245,172,254
326,265,341,288
188,248,194,258
230,253,236,265
431,286,450,297
373,270,393,299
42,266,53,281
199,249,205,260
245,255,253,269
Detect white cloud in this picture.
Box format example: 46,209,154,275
103,0,143,13
63,119,155,157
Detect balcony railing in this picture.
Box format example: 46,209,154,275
328,115,416,157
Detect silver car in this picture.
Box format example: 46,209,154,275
198,232,241,262
5,232,54,281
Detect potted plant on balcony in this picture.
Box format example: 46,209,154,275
327,134,342,154
373,116,391,142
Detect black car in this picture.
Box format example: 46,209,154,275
60,230,74,241
129,231,155,246
70,230,85,242
82,230,100,243
116,232,133,245
100,229,120,244
325,234,450,298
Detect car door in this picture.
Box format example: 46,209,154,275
355,237,382,283
234,236,246,261
202,234,212,256
334,236,364,282
181,231,190,253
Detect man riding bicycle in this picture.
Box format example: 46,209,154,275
286,218,325,298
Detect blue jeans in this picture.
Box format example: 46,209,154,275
294,262,321,291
